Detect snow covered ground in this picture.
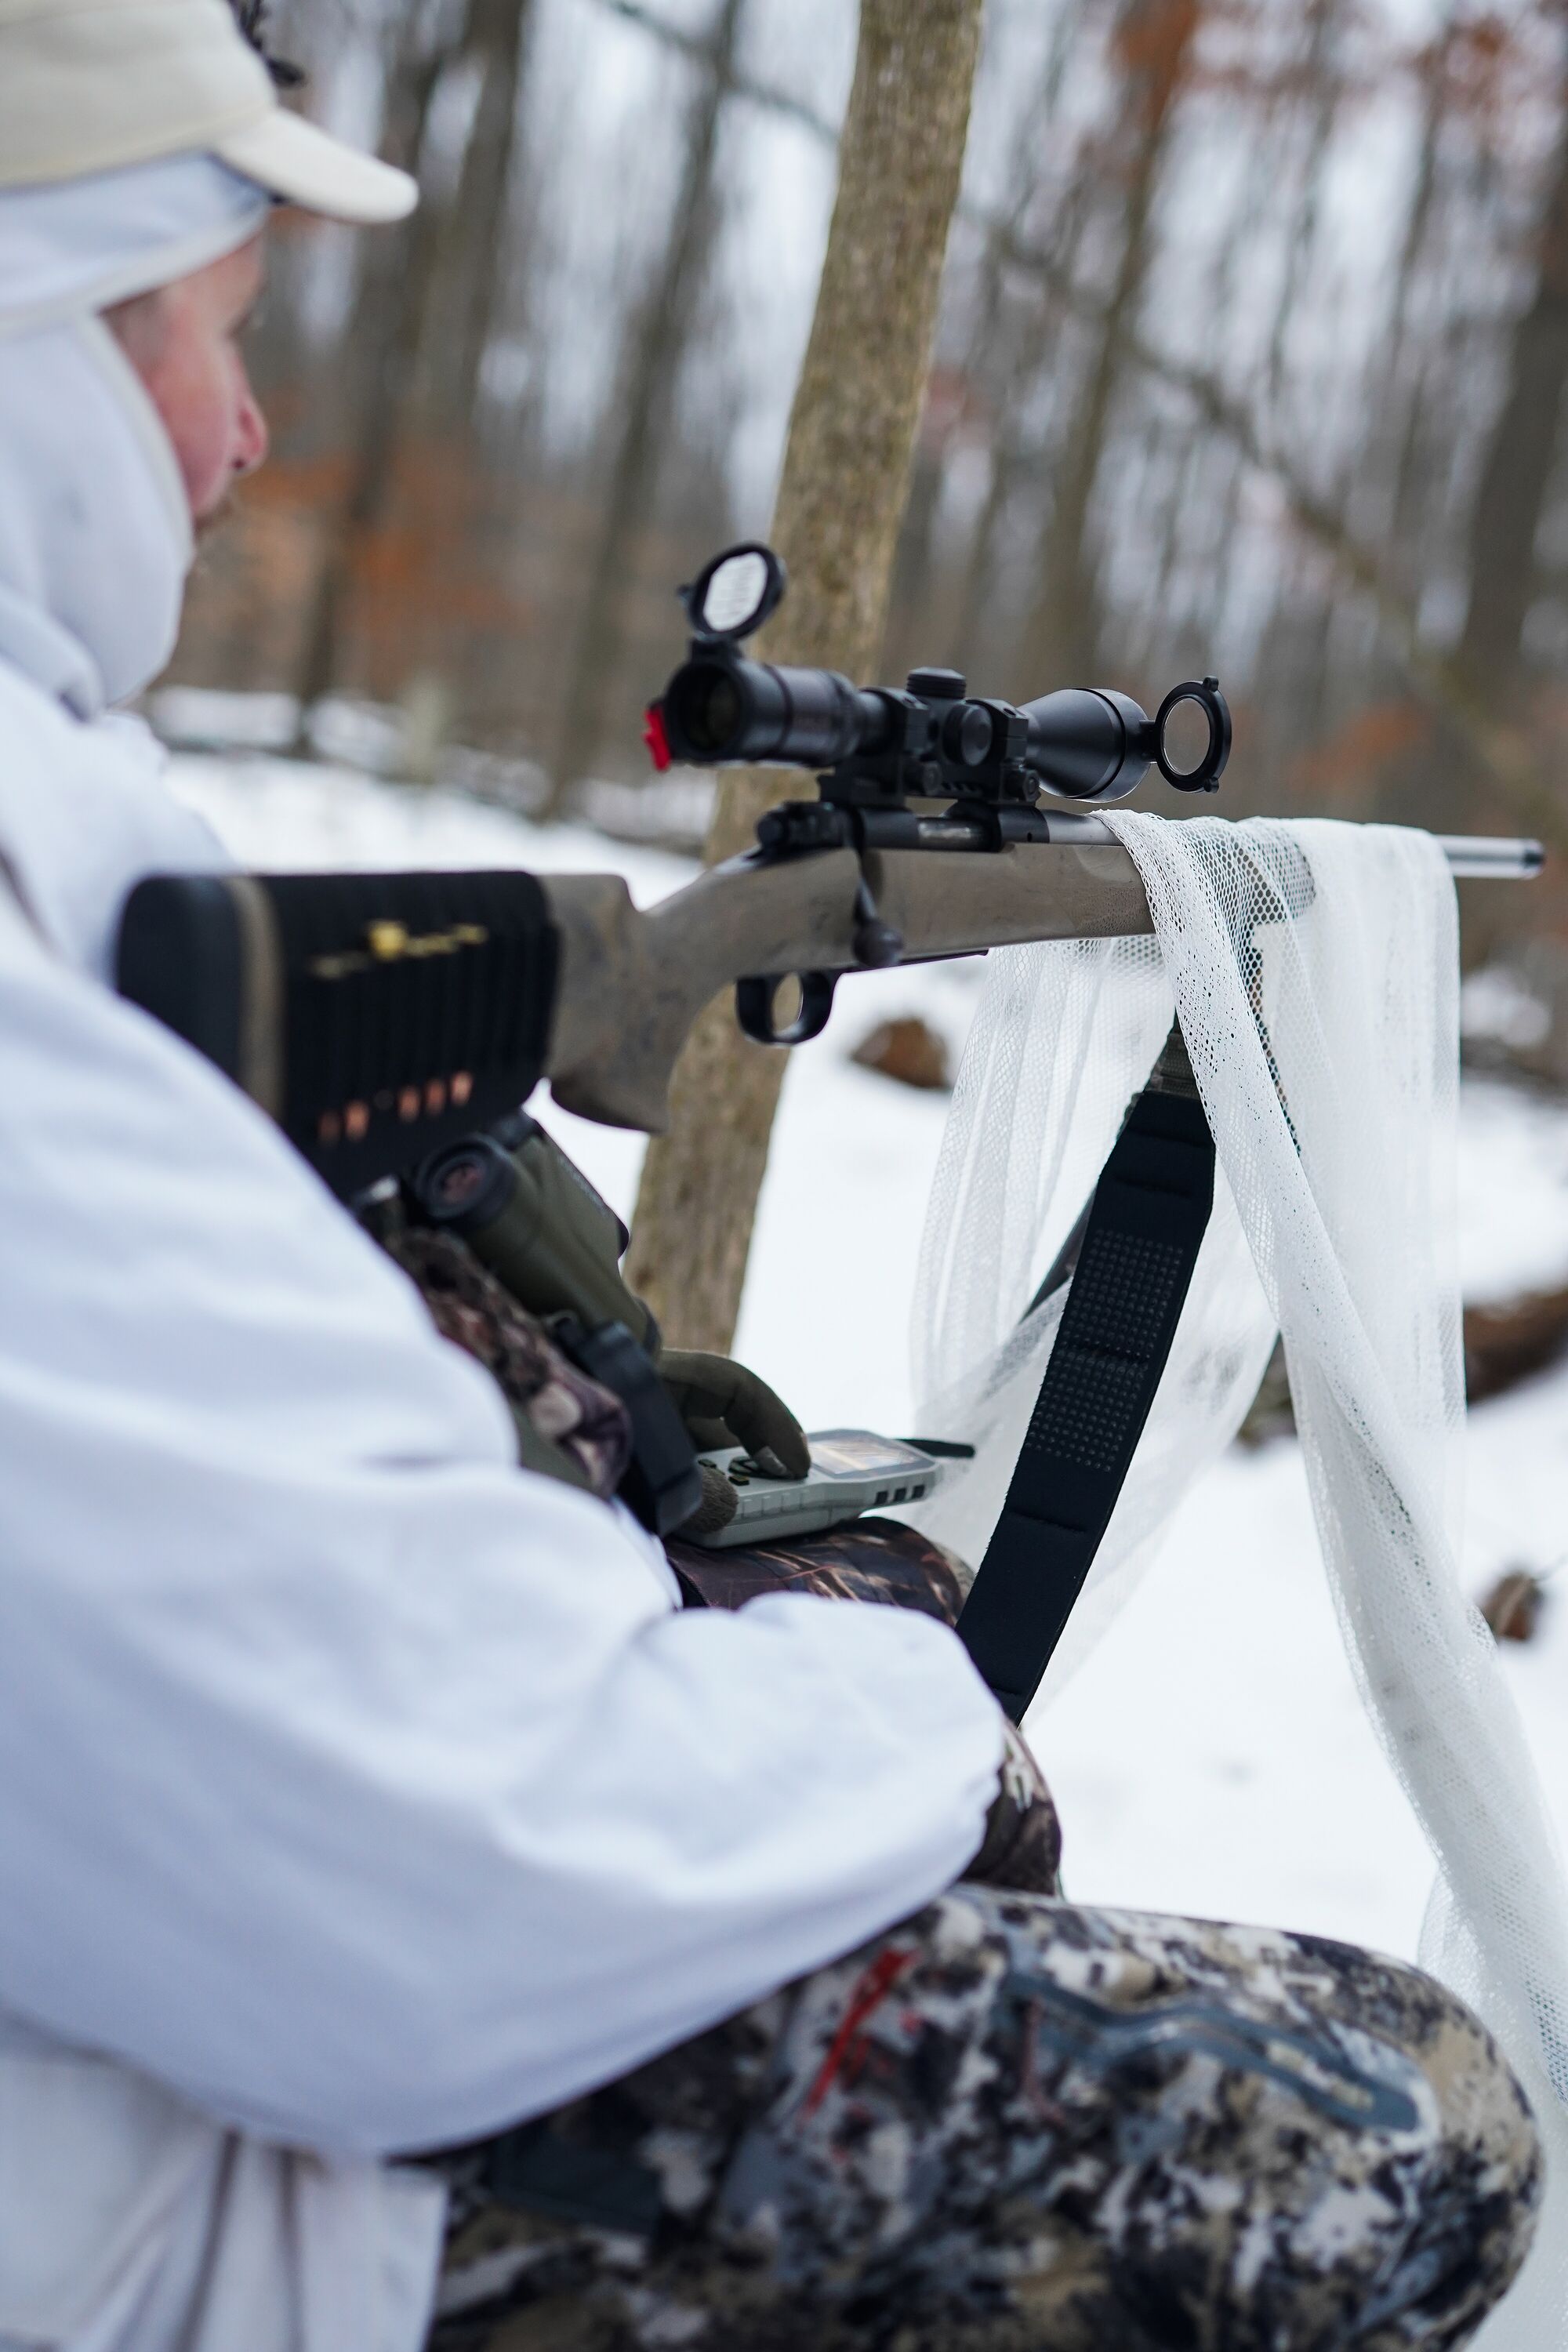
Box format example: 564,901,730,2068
172,750,1568,1968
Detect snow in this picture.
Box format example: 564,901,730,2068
170,751,1568,1967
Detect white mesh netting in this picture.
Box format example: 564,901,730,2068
908,813,1568,2344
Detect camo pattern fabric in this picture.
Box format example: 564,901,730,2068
666,1515,972,1623
423,1883,1541,2352
960,1720,1063,1897
669,1524,1060,1894
385,1225,632,1497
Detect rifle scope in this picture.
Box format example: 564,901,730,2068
648,541,1232,808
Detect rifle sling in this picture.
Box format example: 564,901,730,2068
956,1082,1215,1723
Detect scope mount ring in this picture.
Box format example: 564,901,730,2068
1153,675,1232,794
736,968,838,1047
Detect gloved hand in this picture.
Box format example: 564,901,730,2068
407,1116,812,1522
657,1350,811,1480
961,1717,1062,1896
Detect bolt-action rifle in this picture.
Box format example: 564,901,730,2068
114,542,1543,1623
115,538,1542,1194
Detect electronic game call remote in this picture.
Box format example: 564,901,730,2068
684,1428,955,1549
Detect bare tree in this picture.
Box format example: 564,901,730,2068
1262,0,1345,405
425,0,535,430
948,85,1102,682
1459,33,1568,688
290,0,535,735
885,0,1099,686
1016,0,1203,689
626,0,986,1354
544,0,746,811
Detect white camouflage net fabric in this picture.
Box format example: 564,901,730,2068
909,813,1568,2345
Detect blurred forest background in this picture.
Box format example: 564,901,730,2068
169,0,1568,1067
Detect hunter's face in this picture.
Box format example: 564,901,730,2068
107,234,270,528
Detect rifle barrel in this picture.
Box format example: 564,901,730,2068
1014,820,1542,879
1438,837,1544,879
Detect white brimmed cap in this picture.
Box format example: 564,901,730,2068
0,0,417,224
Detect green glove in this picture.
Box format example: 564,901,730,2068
415,1115,811,1490
658,1350,811,1479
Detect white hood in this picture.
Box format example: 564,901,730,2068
0,155,268,714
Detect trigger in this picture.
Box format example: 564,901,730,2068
852,877,902,969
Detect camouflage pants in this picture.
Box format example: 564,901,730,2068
423,1885,1540,2352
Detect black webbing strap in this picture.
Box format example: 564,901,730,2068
956,1076,1215,1722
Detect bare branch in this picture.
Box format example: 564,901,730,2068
589,0,838,141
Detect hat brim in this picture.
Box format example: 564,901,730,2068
213,110,416,227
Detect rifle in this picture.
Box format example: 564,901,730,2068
116,539,1543,1185
115,543,1543,1675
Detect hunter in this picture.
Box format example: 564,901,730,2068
0,3,1543,2349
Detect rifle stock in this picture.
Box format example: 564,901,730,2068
114,828,1536,1195
542,830,1152,1131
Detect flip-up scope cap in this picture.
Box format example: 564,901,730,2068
0,0,416,223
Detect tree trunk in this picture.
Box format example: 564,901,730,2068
1262,0,1341,402
426,0,535,431
1458,60,1568,687
951,137,1099,684
884,8,1094,691
289,15,457,732
625,0,984,1355
291,0,532,734
544,0,745,812
1381,26,1449,566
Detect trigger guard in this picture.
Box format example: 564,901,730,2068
735,970,838,1046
